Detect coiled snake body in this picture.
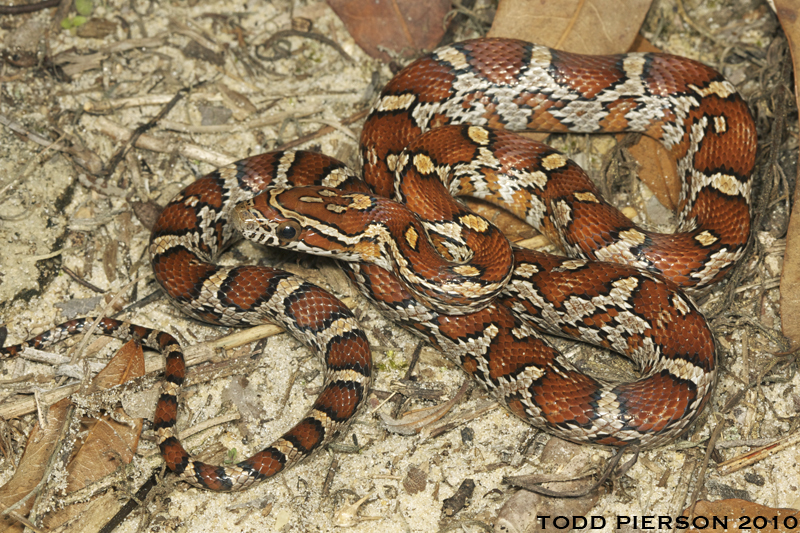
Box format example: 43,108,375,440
1,39,756,491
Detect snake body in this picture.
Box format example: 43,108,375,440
1,39,756,491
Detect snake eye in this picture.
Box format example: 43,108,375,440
277,220,302,242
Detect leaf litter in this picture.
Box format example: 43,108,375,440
0,0,795,532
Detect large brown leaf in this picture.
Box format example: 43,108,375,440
0,398,71,533
488,0,652,54
0,340,145,532
775,0,800,348
63,340,144,493
42,340,145,530
327,0,451,62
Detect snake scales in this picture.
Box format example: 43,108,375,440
1,38,756,491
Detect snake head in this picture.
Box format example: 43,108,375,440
231,187,379,263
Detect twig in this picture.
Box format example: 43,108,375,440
168,17,222,54
62,266,106,294
158,107,323,134
504,447,640,498
0,0,59,15
84,94,215,114
0,508,43,533
717,431,800,475
276,362,301,420
684,416,725,520
278,109,368,150
257,29,354,64
424,400,499,439
92,116,235,167
177,412,241,442
298,118,358,141
105,86,194,178
713,437,778,449
675,0,723,45
52,36,167,77
114,289,162,316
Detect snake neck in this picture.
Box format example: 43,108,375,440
231,186,514,314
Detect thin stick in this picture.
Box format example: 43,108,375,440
0,0,59,15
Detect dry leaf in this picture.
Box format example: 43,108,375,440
0,398,71,533
75,19,118,39
441,478,475,517
67,341,144,492
495,440,603,532
43,340,145,530
217,82,257,121
629,33,662,54
464,197,538,243
682,499,799,533
129,199,163,230
622,36,682,209
488,0,652,54
775,0,800,347
327,0,451,62
0,339,145,532
624,136,680,210
84,338,145,394
402,464,428,495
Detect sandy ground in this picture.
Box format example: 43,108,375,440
0,1,796,532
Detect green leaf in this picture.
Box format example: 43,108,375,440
74,0,93,16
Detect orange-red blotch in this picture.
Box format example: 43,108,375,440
314,383,363,420
285,420,326,453
326,332,372,372
244,451,285,478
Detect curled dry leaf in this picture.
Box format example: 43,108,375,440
62,339,146,490
441,478,475,517
327,0,451,62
